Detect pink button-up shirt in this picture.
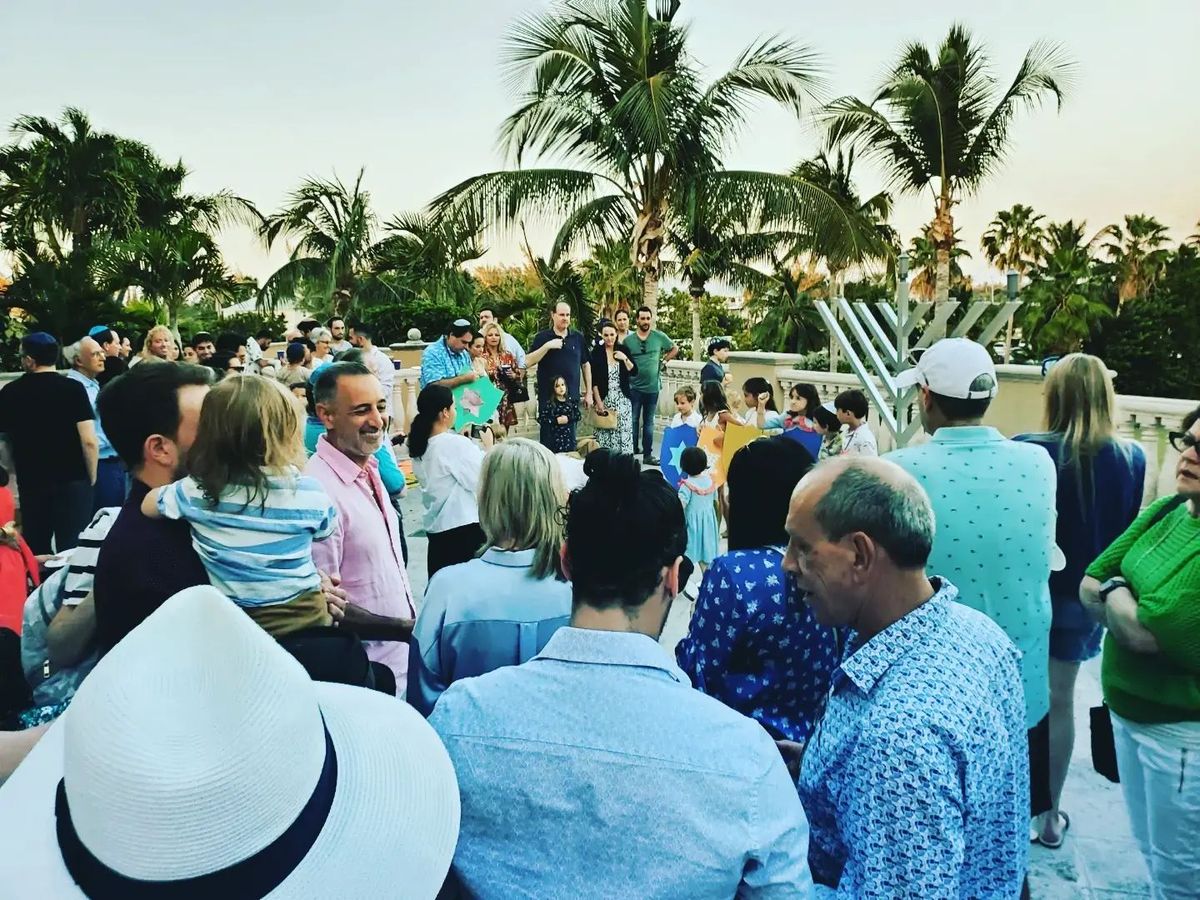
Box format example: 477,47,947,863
306,434,415,691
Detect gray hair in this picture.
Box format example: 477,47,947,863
310,327,332,342
312,361,373,408
63,341,82,365
813,462,936,569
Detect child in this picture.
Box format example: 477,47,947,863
784,383,821,431
678,447,719,572
540,376,580,453
670,385,702,428
834,388,878,456
142,377,337,637
812,403,844,460
288,381,310,403
699,380,733,431
740,377,784,430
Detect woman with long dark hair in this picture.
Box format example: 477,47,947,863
410,384,492,579
676,436,838,744
589,319,636,456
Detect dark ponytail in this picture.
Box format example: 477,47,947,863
408,384,453,459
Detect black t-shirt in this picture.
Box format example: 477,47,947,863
0,372,94,484
530,329,587,401
97,356,127,386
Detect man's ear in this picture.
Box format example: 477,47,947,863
144,434,175,469
315,401,335,429
849,532,876,580
663,556,682,600
558,542,572,580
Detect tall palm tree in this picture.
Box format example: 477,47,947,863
980,203,1046,282
1099,214,1172,305
373,210,485,309
577,238,641,319
908,226,971,301
260,170,381,314
430,0,860,312
1020,232,1108,355
824,25,1073,303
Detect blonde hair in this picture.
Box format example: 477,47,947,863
1043,353,1117,470
477,438,565,580
140,325,173,362
187,376,307,509
482,323,504,340
674,385,696,404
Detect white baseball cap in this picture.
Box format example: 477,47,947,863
895,338,998,400
0,586,461,898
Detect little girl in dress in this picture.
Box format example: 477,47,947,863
540,376,580,453
678,446,719,573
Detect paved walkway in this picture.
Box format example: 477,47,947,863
400,486,1149,897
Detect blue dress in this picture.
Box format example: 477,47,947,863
679,474,719,566
676,547,839,743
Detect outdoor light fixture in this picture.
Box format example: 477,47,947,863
1006,270,1019,300
898,253,910,281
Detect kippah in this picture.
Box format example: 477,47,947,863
25,331,57,346
88,325,110,338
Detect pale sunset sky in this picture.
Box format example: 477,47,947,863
3,0,1198,286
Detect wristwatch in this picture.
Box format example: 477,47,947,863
1098,577,1129,603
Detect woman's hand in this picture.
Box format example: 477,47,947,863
480,426,495,449
613,349,628,364
1106,589,1160,654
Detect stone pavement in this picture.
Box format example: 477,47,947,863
400,485,1150,897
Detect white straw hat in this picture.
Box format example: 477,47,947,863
0,586,460,898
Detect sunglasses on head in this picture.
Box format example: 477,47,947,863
1170,431,1198,453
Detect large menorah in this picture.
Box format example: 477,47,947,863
814,261,1021,448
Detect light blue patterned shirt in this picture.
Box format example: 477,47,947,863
408,547,572,716
64,369,115,459
887,426,1057,727
430,627,812,899
799,581,1029,899
419,336,471,388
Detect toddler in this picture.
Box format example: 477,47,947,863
678,446,719,572
142,376,337,636
670,385,702,428
540,376,580,453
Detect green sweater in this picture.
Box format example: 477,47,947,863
1087,494,1200,724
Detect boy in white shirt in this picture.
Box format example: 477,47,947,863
835,388,878,456
669,385,702,428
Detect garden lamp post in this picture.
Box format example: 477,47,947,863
1003,269,1018,363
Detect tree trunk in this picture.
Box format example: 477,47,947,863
688,280,704,361
930,192,954,307
641,264,660,312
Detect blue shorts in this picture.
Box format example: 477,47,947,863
1049,595,1104,663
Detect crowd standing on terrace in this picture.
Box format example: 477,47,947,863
0,304,1195,900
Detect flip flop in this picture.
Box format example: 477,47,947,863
1035,811,1070,849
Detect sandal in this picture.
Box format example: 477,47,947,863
1035,811,1070,849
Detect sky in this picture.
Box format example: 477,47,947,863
3,0,1198,286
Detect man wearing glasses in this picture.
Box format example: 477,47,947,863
420,319,480,390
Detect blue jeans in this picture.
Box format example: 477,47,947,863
629,389,659,459
94,457,127,512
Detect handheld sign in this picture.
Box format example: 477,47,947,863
453,377,503,428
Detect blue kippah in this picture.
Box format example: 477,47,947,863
88,325,111,338
25,331,57,347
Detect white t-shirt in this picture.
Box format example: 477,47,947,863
367,346,396,402
413,432,484,534
842,422,878,457
669,410,702,428
556,454,588,492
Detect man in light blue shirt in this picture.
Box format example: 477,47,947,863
430,453,810,898
419,319,478,389
65,336,124,510
786,458,1029,898
886,338,1057,823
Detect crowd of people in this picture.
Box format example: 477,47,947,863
0,305,1195,898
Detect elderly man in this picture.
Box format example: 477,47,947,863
65,335,124,510
419,319,477,390
787,457,1028,898
307,363,416,694
477,307,526,367
886,337,1058,828
0,333,98,554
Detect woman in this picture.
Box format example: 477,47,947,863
1079,404,1200,896
1015,354,1146,849
676,436,838,745
409,384,492,579
589,319,637,456
738,377,784,430
479,323,520,434
131,325,173,366
468,334,489,377
409,438,572,715
309,328,334,371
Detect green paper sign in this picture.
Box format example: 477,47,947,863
453,377,504,427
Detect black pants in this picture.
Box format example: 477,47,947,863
426,523,486,581
20,478,93,555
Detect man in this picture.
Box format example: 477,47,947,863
419,319,477,389
886,337,1057,828
190,331,216,362
787,457,1028,897
92,362,214,652
244,328,273,375
307,363,416,692
90,326,126,386
216,331,248,367
430,457,810,896
477,307,526,367
65,336,124,510
625,305,678,465
525,302,591,453
349,322,396,411
327,316,352,354
613,308,632,345
700,338,732,386
0,333,97,555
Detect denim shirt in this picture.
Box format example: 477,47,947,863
408,547,572,716
798,581,1029,899
65,369,115,459
430,627,812,899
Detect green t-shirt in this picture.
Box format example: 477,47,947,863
626,329,675,393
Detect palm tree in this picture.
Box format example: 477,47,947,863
96,227,238,332
980,204,1046,282
1099,214,1172,305
373,210,485,309
577,238,641,319
908,226,971,301
260,170,381,314
824,25,1073,303
1020,233,1109,355
430,0,860,312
